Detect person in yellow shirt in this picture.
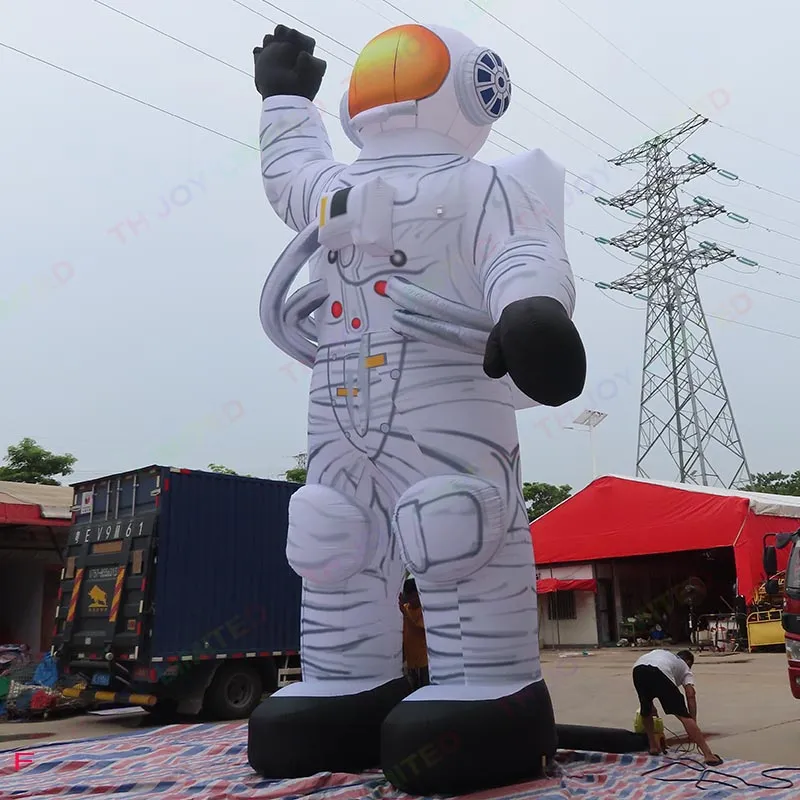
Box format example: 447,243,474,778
399,578,429,689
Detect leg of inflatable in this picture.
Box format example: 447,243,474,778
248,476,409,776
381,474,557,795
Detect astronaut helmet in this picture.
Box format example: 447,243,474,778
339,23,511,157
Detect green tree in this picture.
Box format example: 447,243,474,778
208,463,238,475
0,437,77,485
284,452,307,484
208,463,252,477
284,467,307,484
523,481,572,522
742,471,800,496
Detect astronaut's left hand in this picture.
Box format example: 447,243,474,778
483,296,586,406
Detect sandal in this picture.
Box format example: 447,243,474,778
704,755,724,767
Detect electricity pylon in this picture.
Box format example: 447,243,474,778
599,115,751,488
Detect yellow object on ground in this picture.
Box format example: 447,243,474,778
634,712,664,734
746,609,784,651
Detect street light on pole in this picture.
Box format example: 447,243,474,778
566,409,608,479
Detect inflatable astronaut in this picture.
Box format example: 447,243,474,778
248,23,586,796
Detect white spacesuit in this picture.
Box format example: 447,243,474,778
249,22,581,795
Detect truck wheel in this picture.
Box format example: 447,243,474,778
204,664,263,720
142,699,179,721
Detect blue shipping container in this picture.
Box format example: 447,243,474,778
152,468,302,658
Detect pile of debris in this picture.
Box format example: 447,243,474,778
0,647,85,720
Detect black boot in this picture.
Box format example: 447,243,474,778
381,680,557,795
248,677,410,777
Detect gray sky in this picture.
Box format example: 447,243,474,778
2,0,798,492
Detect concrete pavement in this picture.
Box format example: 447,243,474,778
1,648,798,767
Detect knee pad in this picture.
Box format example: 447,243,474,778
392,475,506,584
286,484,379,584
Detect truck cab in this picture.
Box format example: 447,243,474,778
776,531,800,696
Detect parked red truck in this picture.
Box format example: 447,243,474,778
770,531,800,696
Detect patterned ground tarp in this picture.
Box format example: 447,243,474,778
1,721,799,799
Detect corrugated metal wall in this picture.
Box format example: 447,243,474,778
151,469,301,657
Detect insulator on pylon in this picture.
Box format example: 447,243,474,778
688,153,709,164
727,212,748,223
626,209,645,218
693,196,711,205
737,256,758,267
595,236,611,245
595,196,610,205
595,282,612,290
698,240,715,250
717,169,738,180
634,293,648,301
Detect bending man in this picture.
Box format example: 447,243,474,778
632,649,722,766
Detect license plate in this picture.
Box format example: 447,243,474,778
92,672,110,687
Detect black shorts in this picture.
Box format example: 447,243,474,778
632,664,689,718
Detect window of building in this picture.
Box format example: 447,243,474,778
548,590,577,621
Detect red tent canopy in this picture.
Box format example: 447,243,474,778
529,475,800,602
536,578,597,594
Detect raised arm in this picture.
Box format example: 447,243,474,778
475,168,586,406
254,25,347,231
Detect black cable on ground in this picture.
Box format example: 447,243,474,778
642,755,797,792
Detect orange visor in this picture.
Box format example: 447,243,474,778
348,24,451,119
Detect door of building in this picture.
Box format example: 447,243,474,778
596,579,616,644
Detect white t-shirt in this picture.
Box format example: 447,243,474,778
634,650,695,687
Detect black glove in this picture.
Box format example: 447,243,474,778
253,24,327,101
483,297,586,406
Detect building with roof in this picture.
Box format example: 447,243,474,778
0,481,72,653
529,475,800,648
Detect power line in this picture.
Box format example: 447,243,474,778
736,177,800,208
552,1,800,168
376,0,618,151
0,40,256,150
552,0,696,115
748,220,800,246
677,187,800,239
706,314,800,341
19,2,800,326
255,0,359,56
228,0,356,64
350,0,397,25
566,222,800,342
92,0,250,77
88,1,343,128
690,233,800,272
491,129,610,189
90,0,599,164
589,177,800,271
569,220,800,302
238,0,800,244
714,197,800,233
501,100,611,161
590,273,800,342
701,272,800,305
461,0,658,134
709,120,800,163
